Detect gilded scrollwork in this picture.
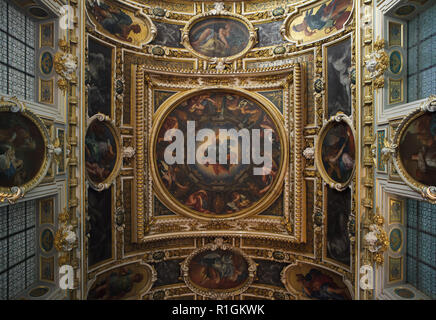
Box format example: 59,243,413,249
390,95,436,203
0,96,53,203
315,113,356,191
181,3,258,65
85,113,123,191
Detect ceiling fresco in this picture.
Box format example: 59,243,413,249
84,0,358,300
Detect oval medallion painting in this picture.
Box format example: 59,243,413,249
398,112,436,187
390,51,402,74
40,228,54,252
151,89,288,219
0,112,45,188
188,249,249,291
85,119,118,186
320,120,356,186
189,18,250,58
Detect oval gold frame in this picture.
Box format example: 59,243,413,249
85,113,122,191
392,95,436,203
315,113,356,191
181,9,257,64
149,87,288,220
180,239,256,299
0,97,52,203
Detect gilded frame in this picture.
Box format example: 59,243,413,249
281,0,354,46
281,260,353,300
388,78,404,105
388,256,403,283
85,113,122,191
0,96,53,203
181,9,257,64
149,87,289,221
85,0,156,49
39,22,54,48
315,113,356,191
39,197,54,225
391,95,436,203
40,256,55,283
180,239,256,299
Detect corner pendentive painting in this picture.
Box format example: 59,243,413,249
398,111,436,187
0,111,45,188
87,263,154,300
284,0,353,44
86,0,154,47
283,262,351,300
85,117,118,186
151,89,288,219
189,18,249,58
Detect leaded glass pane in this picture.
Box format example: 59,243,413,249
0,238,7,273
8,202,25,234
8,4,25,41
25,228,34,258
0,206,6,239
26,256,35,286
25,75,34,101
0,271,7,300
25,17,34,48
0,1,7,32
8,262,25,298
8,36,25,72
25,46,34,75
8,232,26,267
0,31,7,64
26,200,35,227
8,68,26,99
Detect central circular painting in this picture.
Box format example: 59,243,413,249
151,88,288,219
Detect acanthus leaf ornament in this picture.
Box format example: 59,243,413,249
363,212,389,266
54,52,78,92
55,222,77,252
364,39,388,88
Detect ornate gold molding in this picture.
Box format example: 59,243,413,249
181,3,257,68
180,238,257,299
390,95,436,203
85,113,123,191
0,96,53,203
